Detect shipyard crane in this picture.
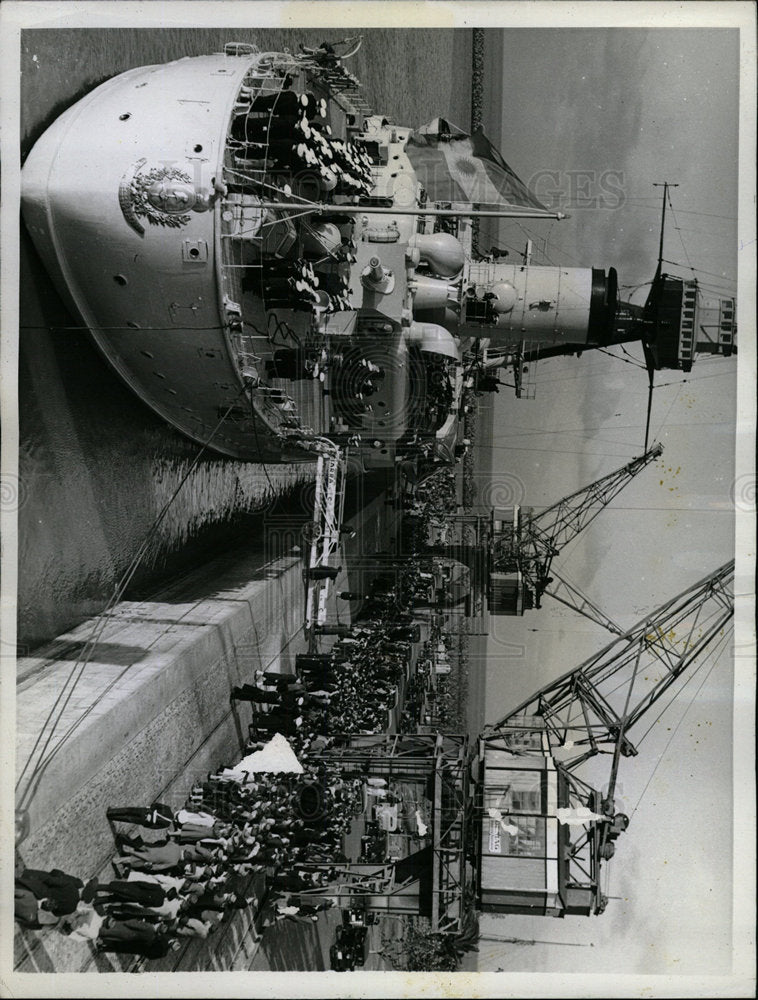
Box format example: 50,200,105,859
542,569,623,635
479,559,735,917
297,560,734,934
490,442,663,612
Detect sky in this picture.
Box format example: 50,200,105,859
470,22,753,980
482,27,739,298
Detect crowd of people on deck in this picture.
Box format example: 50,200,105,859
242,255,353,318
231,80,374,201
227,73,376,323
14,608,422,964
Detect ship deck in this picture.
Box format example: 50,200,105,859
216,53,359,443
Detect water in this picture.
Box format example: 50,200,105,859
17,28,473,649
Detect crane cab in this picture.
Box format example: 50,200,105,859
475,726,605,918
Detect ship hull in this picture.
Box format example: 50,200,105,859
21,50,315,462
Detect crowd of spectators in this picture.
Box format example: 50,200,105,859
14,612,421,963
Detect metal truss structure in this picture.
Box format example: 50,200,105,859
304,443,348,631
543,569,623,635
306,732,470,933
491,443,663,606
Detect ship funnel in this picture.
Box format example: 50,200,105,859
460,264,618,348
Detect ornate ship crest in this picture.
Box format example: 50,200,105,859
119,159,211,235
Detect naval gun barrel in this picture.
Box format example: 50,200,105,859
368,256,384,283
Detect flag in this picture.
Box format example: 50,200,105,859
406,121,550,214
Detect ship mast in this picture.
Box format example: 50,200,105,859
652,180,678,280
643,181,678,448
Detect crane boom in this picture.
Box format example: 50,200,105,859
543,570,624,635
477,560,734,917
520,443,663,603
486,560,734,769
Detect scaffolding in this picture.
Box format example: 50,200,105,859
304,445,349,631
303,732,471,933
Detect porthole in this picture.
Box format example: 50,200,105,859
113,274,128,286
153,371,166,380
126,321,140,329
140,350,154,359
193,143,203,153
119,113,131,121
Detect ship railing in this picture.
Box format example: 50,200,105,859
253,386,307,435
465,259,497,288
228,331,263,366
301,60,374,117
226,61,293,181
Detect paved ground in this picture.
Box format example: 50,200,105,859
14,471,402,973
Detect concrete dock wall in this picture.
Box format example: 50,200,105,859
14,543,310,972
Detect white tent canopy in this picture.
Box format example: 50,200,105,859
231,733,304,778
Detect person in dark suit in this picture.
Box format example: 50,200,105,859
88,879,169,908
16,868,83,917
106,803,174,829
96,917,179,958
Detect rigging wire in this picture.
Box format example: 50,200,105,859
520,362,736,388
634,626,733,750
578,598,734,726
629,628,732,819
15,389,251,806
617,344,645,366
17,112,311,806
595,347,648,371
622,203,737,222
643,379,654,453
648,370,735,390
652,382,684,443
664,188,736,288
660,259,737,284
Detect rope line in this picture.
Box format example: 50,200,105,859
629,628,732,818
16,389,250,808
